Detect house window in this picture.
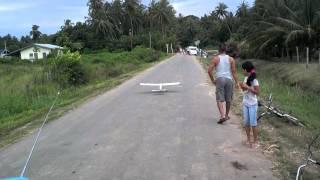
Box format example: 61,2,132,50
43,53,47,59
29,53,33,59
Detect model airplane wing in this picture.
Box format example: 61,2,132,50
161,82,181,86
140,82,181,92
140,82,181,86
140,83,161,86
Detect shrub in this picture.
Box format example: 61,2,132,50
51,51,87,87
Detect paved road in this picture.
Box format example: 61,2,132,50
0,55,276,180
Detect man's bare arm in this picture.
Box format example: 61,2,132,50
208,57,217,84
230,57,240,88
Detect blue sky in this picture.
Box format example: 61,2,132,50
0,0,254,37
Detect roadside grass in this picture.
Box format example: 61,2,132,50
0,48,168,147
199,56,320,179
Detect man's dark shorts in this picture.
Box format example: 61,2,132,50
216,77,233,102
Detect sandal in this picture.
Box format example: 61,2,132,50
252,143,260,149
243,141,251,147
225,116,231,121
217,118,226,124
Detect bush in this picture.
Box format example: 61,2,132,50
0,57,23,64
131,46,161,63
51,51,87,87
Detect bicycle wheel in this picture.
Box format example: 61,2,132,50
257,112,267,121
296,165,306,180
297,172,303,180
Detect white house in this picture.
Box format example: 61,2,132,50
11,44,63,60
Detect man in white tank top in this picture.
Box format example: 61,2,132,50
208,44,240,124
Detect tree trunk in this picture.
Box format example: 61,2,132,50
161,18,165,39
296,46,300,63
149,18,152,49
130,18,133,50
306,47,309,69
318,49,320,64
130,18,134,36
149,32,152,49
171,43,173,54
286,48,289,62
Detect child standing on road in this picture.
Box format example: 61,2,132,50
240,61,260,148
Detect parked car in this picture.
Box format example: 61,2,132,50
186,46,198,55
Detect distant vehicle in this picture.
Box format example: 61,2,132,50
186,46,198,56
201,50,208,58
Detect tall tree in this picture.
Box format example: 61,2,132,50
246,0,320,56
123,0,142,36
87,0,117,39
214,3,232,35
30,25,42,42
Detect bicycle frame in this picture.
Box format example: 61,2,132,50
258,93,304,127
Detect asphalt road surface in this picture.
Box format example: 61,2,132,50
0,55,276,180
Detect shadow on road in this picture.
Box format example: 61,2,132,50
136,90,181,95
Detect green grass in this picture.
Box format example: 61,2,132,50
248,60,320,129
0,47,167,147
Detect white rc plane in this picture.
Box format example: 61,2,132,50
140,82,181,92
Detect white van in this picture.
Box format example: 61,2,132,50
186,46,198,55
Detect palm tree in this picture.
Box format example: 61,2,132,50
236,1,249,18
215,3,229,19
30,25,42,42
110,0,124,38
214,3,232,35
87,0,117,39
124,0,142,36
247,0,320,55
149,0,175,38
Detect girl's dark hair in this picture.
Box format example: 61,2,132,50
242,61,256,86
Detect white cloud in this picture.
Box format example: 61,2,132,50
57,6,87,12
0,2,35,12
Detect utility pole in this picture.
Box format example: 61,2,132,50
4,41,7,52
129,29,133,50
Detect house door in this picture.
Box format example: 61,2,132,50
34,53,38,60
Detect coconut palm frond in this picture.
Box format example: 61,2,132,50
255,20,276,27
259,37,277,52
285,30,305,45
280,3,301,24
273,17,304,30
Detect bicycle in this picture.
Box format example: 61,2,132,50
258,93,305,127
296,133,320,180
